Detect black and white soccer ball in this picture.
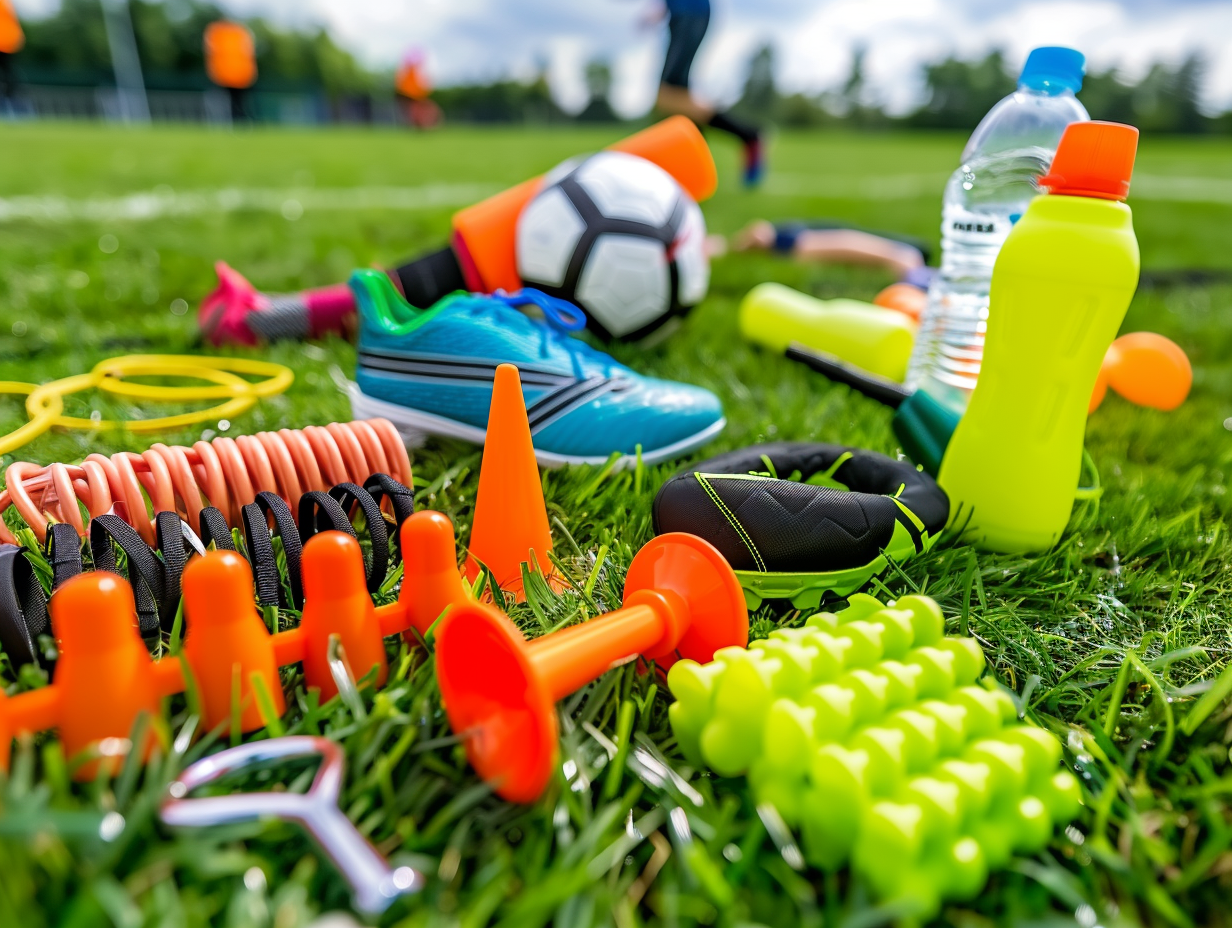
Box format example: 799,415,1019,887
515,150,709,342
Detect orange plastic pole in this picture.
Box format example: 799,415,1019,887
450,116,717,293
435,533,747,802
525,591,685,699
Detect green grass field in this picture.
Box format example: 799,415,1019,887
1,123,1231,927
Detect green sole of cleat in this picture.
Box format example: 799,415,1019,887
736,557,888,610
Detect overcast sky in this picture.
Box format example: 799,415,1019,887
16,0,1232,116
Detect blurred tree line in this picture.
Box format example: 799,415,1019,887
7,0,1226,131
729,45,1219,134
13,0,372,93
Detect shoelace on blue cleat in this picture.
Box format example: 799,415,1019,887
492,288,588,333
485,289,623,380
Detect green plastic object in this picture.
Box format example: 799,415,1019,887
667,593,1081,918
891,389,961,477
739,283,917,382
938,122,1141,553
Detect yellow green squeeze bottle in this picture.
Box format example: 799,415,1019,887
937,122,1140,553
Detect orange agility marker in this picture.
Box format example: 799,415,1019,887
2,573,181,780
873,282,927,323
437,533,748,802
182,551,284,733
399,510,469,637
465,364,557,598
299,532,388,700
1105,332,1192,410
1089,332,1192,413
0,508,473,772
204,21,257,90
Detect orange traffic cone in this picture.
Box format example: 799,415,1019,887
465,364,558,599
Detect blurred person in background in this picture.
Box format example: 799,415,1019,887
0,0,23,109
396,49,442,129
650,0,764,185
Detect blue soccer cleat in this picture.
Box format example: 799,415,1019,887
346,270,725,467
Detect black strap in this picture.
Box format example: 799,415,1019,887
785,343,912,408
297,491,357,544
197,506,236,552
242,492,304,609
0,544,50,670
154,511,189,628
363,473,415,527
89,514,166,637
363,473,415,560
46,523,83,590
241,502,284,610
329,482,389,594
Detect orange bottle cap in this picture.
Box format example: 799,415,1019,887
1039,121,1139,201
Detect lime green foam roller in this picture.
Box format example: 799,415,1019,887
739,282,917,382
666,592,1082,918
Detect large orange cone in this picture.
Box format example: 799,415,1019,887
466,364,556,598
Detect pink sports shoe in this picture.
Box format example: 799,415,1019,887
198,262,358,345
199,261,268,346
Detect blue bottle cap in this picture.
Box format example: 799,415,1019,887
1018,46,1085,95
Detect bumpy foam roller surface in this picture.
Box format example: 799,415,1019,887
666,593,1081,918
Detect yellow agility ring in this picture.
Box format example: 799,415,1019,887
0,355,294,455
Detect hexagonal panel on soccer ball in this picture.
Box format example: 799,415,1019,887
577,234,671,337
516,186,586,288
575,152,681,227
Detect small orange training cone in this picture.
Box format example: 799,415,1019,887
399,510,470,636
182,550,284,734
466,364,556,598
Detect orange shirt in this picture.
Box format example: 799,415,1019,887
395,61,431,100
204,21,257,89
0,0,24,55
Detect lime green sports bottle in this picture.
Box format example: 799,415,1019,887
739,283,916,382
938,122,1140,553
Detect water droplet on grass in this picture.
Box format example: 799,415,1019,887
99,811,125,842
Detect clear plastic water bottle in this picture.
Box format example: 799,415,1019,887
905,47,1090,413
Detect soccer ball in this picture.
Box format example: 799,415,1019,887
516,150,709,341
